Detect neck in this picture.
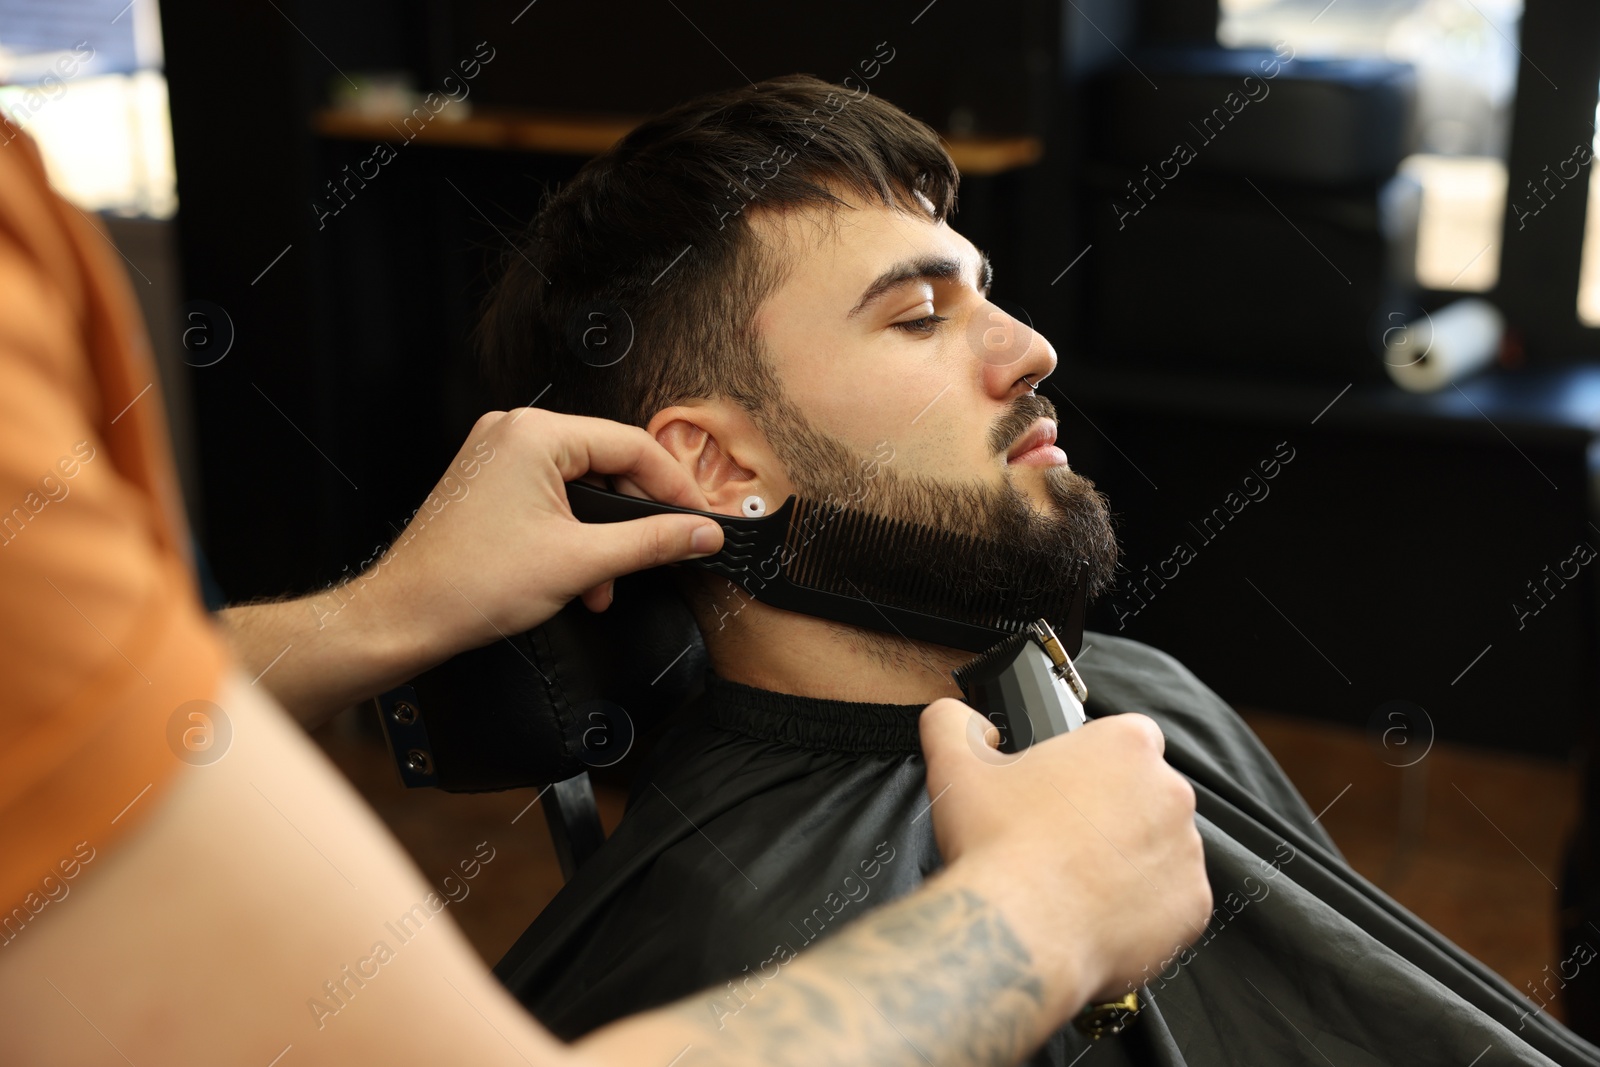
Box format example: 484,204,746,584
703,598,972,705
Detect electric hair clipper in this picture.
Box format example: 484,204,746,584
951,621,1143,1040
950,618,1088,751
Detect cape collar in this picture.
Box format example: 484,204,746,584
698,670,928,756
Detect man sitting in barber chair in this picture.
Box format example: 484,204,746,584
0,102,1207,1065
449,76,1598,1066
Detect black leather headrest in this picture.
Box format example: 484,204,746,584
375,567,708,792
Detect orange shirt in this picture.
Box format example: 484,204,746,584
0,119,227,921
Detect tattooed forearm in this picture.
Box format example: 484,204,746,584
667,884,1047,1067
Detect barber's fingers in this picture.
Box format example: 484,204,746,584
1109,711,1167,757
580,581,614,614
523,409,714,513
469,410,510,436
920,701,1170,787
918,698,993,776
568,513,724,607
919,697,984,746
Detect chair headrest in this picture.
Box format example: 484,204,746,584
376,568,708,792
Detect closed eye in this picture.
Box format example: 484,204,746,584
891,314,949,335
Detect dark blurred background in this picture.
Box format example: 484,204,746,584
6,0,1600,1036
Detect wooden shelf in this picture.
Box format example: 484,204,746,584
310,107,1043,176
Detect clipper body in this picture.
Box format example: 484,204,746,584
951,619,1089,750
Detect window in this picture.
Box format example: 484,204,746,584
0,0,176,217
1572,91,1600,324
1219,0,1524,294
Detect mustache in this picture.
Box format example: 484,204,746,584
989,392,1059,458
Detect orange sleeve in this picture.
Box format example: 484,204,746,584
0,119,229,920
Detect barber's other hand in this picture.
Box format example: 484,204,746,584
918,700,1210,1008
371,408,723,661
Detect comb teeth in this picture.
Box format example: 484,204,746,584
951,630,1031,692
562,478,1082,652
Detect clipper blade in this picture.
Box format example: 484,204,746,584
950,630,1031,693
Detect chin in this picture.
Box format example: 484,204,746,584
1006,460,1064,495
994,482,1052,526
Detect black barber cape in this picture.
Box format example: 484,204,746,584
496,633,1600,1065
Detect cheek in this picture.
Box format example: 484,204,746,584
797,348,957,452
869,390,996,492
763,292,978,473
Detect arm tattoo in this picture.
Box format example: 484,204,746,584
671,885,1046,1066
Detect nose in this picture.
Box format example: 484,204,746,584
969,302,1057,401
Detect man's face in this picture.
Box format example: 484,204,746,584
742,193,1119,610
753,195,1060,506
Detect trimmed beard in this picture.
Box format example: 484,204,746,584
737,389,1120,651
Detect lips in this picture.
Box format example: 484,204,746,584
1004,417,1069,468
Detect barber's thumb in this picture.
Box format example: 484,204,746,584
918,698,1000,770
586,515,724,584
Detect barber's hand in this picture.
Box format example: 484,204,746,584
374,408,724,660
918,700,1210,1007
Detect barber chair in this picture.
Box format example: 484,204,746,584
372,568,707,880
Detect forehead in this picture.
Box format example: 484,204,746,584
748,194,981,314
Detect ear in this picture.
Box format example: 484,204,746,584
646,402,787,517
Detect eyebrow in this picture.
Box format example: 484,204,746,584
847,251,994,318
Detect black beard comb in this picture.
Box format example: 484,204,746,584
564,481,1087,655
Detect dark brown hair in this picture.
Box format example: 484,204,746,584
476,74,960,429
